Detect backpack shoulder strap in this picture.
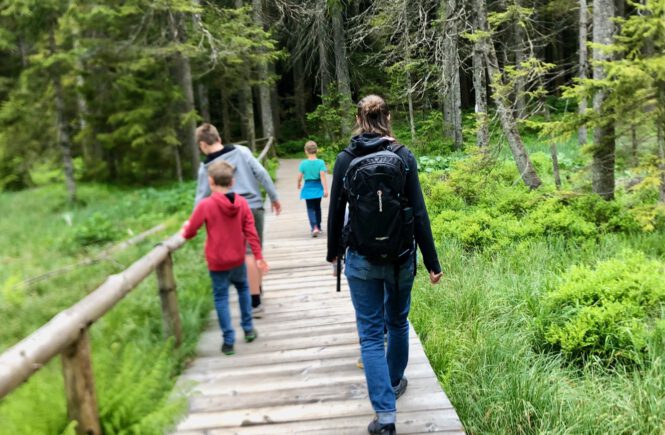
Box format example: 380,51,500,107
388,143,404,153
342,147,356,158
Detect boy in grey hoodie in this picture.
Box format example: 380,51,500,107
194,123,281,315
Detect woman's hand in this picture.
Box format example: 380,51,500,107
429,270,443,284
323,190,329,198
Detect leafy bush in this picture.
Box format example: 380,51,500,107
72,212,123,247
421,152,664,251
538,251,665,365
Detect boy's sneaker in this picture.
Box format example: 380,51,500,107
252,304,264,318
393,377,408,400
367,417,396,435
244,328,258,342
221,343,235,355
311,227,320,238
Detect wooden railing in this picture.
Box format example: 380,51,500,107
234,136,275,163
0,232,186,435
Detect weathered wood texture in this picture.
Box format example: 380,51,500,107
172,160,464,434
157,253,183,347
61,330,102,435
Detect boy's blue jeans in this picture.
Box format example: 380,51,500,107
345,249,415,425
305,198,322,230
209,264,253,346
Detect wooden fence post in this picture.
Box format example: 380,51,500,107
61,329,101,435
156,253,183,348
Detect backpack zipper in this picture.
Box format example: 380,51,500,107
377,190,383,212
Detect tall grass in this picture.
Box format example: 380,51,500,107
411,235,665,434
0,182,213,434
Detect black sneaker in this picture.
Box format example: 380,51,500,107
367,417,396,435
244,328,258,342
393,377,408,400
221,343,235,355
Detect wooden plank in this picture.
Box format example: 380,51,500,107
172,159,464,434
188,381,442,414
199,410,464,435
176,391,452,431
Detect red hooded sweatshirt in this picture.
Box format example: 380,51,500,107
183,192,263,271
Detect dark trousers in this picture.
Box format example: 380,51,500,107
305,198,322,230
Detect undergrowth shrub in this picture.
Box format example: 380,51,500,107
538,250,665,365
421,151,665,251
72,212,122,247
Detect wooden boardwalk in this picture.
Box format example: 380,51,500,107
173,159,464,434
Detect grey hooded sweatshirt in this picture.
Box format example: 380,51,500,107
194,144,279,209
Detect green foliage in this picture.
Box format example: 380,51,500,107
411,235,665,434
306,86,354,148
0,182,212,433
538,251,665,365
422,151,663,251
72,212,122,247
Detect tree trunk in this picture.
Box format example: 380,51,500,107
513,1,527,118
49,28,77,203
472,10,489,149
252,0,275,140
658,123,665,203
407,70,417,143
197,83,211,123
631,124,639,166
270,62,280,139
591,0,616,199
658,84,665,203
443,0,463,150
578,0,589,145
173,146,183,183
170,12,199,179
477,0,542,189
294,55,307,134
236,0,256,149
220,83,232,143
318,0,331,96
331,1,353,136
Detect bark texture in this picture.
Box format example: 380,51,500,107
578,0,589,145
331,1,353,136
49,28,77,203
443,0,463,150
591,0,616,199
253,0,275,139
472,3,489,149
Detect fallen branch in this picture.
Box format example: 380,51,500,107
12,224,167,290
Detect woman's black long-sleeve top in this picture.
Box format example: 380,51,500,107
326,134,442,275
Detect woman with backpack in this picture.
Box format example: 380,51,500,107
326,95,443,435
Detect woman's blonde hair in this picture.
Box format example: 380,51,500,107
354,95,392,137
304,140,318,154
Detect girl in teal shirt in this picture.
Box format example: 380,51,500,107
297,141,329,237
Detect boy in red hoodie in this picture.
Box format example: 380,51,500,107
182,161,269,355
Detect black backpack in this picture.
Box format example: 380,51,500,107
342,143,414,264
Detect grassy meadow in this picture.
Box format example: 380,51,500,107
0,182,213,434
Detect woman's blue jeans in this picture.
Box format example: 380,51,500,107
209,264,253,345
345,249,415,424
305,198,322,230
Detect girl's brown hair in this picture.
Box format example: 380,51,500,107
354,95,392,137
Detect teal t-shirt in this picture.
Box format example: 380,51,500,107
299,159,327,181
